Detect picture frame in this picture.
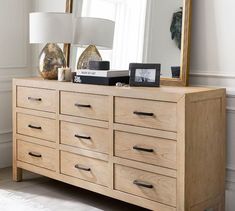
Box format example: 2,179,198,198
129,63,161,87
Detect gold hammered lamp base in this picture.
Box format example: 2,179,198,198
39,43,66,80
77,45,102,70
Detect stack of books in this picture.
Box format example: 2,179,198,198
73,69,130,85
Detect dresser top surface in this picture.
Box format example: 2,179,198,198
13,77,226,102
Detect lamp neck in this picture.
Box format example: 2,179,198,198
86,44,98,50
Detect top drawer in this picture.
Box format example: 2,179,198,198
115,97,177,132
17,87,56,113
60,92,109,121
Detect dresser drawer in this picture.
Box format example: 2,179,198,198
114,164,176,207
17,87,56,113
60,121,109,154
60,151,109,187
114,131,176,169
60,92,108,121
17,140,56,171
115,97,177,131
17,113,56,142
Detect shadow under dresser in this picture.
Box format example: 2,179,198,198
13,78,226,211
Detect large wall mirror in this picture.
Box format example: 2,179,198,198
64,0,192,86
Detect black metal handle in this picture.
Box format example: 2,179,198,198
133,180,153,189
74,134,91,140
74,164,91,172
28,97,42,101
133,146,154,153
133,111,154,117
74,103,91,108
28,152,42,158
28,124,42,130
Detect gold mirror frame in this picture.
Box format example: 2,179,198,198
161,0,192,86
64,0,192,87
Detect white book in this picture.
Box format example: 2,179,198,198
76,69,130,77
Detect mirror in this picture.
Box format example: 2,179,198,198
65,0,191,86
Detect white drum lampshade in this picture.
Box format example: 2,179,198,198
29,12,73,79
30,12,73,43
73,17,115,49
73,17,115,69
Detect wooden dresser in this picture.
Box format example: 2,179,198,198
13,78,226,211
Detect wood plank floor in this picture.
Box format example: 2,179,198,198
0,167,149,211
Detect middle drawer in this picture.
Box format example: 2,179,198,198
60,121,109,154
60,92,109,121
114,131,176,169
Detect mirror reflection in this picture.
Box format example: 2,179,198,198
70,0,183,78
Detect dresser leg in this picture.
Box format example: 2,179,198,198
13,167,22,182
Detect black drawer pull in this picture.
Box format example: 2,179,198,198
133,146,154,153
74,103,91,108
28,152,42,158
28,97,42,101
28,124,42,130
133,111,154,117
133,180,153,189
74,134,91,140
74,164,91,172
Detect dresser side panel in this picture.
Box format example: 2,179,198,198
185,90,226,210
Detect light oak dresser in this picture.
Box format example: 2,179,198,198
13,78,226,211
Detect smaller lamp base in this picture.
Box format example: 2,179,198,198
77,45,102,70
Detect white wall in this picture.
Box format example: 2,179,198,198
189,0,235,210
0,0,33,167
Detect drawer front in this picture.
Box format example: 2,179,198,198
114,165,176,207
115,97,177,131
60,121,109,154
17,87,56,112
17,113,56,142
60,92,109,121
17,140,56,171
114,131,176,169
60,151,109,186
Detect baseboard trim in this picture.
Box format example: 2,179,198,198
189,72,235,97
226,181,235,191
226,167,235,191
0,131,12,145
0,130,12,135
0,71,33,82
0,142,12,168
190,71,235,79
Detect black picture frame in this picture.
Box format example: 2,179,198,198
129,63,161,87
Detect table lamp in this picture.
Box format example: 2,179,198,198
30,12,72,79
73,17,115,70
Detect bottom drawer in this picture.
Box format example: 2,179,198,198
17,140,56,171
60,151,109,187
114,164,176,207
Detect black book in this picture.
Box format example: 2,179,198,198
73,75,130,86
